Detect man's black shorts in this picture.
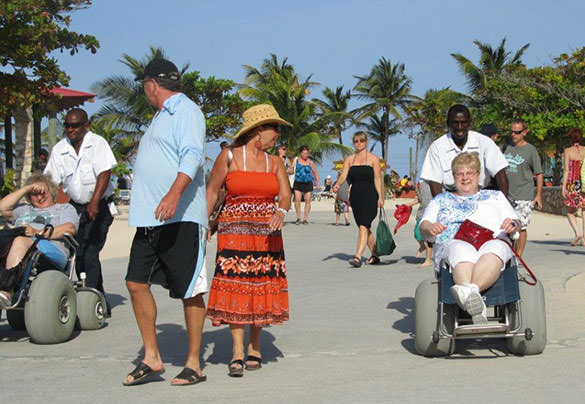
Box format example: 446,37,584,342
126,222,205,299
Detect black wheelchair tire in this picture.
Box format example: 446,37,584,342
507,280,546,355
414,278,456,356
25,270,77,344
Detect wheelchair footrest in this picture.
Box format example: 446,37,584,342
454,323,509,336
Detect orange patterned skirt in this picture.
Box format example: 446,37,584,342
206,195,289,326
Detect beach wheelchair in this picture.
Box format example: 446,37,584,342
414,258,546,356
2,225,107,344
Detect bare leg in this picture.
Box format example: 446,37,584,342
171,295,206,384
294,190,302,221
229,324,245,370
247,326,262,361
366,228,375,255
416,240,425,257
471,254,503,292
303,192,312,221
344,211,350,224
421,244,433,267
5,236,34,268
125,281,164,384
515,230,527,257
567,207,583,245
355,225,369,258
451,262,473,285
335,212,340,225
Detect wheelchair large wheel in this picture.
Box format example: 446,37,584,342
7,309,26,330
76,290,106,330
414,278,456,356
24,270,77,344
507,280,546,355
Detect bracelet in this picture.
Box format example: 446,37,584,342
277,207,288,216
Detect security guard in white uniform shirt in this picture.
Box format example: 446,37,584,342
45,108,117,315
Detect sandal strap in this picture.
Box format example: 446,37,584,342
246,355,262,363
230,359,244,367
174,367,205,382
128,362,152,379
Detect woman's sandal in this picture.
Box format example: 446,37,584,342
245,355,262,371
295,219,301,225
366,255,380,265
349,256,362,267
228,359,244,377
122,362,165,386
570,235,584,246
171,367,207,386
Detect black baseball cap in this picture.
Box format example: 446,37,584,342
480,123,499,137
135,59,181,81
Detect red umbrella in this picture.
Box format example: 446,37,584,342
393,204,412,234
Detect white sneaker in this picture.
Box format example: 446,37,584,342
450,284,471,310
465,290,488,324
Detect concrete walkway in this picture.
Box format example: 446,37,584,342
1,199,584,403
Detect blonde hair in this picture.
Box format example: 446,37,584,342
24,173,58,204
451,152,480,175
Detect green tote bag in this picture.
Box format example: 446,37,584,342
374,208,396,256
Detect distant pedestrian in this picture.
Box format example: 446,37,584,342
503,119,543,257
44,108,117,314
292,145,320,224
420,104,509,197
480,124,501,190
123,59,208,386
206,104,291,377
276,145,294,185
333,132,384,267
334,173,350,226
562,127,585,246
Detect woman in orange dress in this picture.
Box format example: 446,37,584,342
206,104,292,377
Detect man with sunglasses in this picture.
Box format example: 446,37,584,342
503,119,543,257
420,104,509,197
44,108,117,313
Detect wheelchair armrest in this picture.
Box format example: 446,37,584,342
62,233,79,249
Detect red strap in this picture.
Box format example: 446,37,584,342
501,239,538,286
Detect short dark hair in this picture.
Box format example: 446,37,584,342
298,145,310,154
568,127,583,145
511,118,527,130
447,104,471,124
154,77,182,92
66,108,89,122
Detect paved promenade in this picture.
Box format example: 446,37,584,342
1,200,585,403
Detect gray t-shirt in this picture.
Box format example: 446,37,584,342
12,203,80,255
504,143,542,201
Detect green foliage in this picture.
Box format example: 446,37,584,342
0,0,99,113
353,57,413,162
312,86,353,145
182,72,250,140
240,54,351,162
0,169,17,197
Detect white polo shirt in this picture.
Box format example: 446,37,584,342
420,130,508,191
44,131,117,204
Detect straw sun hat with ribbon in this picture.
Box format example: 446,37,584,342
234,104,292,139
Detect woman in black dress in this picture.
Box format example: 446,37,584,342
333,132,384,267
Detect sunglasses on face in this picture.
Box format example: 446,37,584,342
354,138,366,144
64,121,86,129
510,129,524,135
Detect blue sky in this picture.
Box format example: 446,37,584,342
55,0,584,179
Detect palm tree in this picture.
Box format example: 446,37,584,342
312,86,353,145
451,38,530,94
360,113,400,154
91,46,189,160
240,54,350,162
353,57,413,162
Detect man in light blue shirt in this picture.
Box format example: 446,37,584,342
124,59,208,387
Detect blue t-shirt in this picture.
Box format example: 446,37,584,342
129,93,207,227
294,161,313,183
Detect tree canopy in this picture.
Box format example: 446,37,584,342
0,0,99,113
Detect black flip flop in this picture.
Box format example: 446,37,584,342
123,362,165,386
228,359,244,377
349,256,362,267
171,367,207,386
245,355,262,371
366,256,380,265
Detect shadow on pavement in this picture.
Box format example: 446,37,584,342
106,293,127,310
322,252,356,262
132,323,284,368
387,297,414,335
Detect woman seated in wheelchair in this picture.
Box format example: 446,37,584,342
419,153,520,324
0,173,79,307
